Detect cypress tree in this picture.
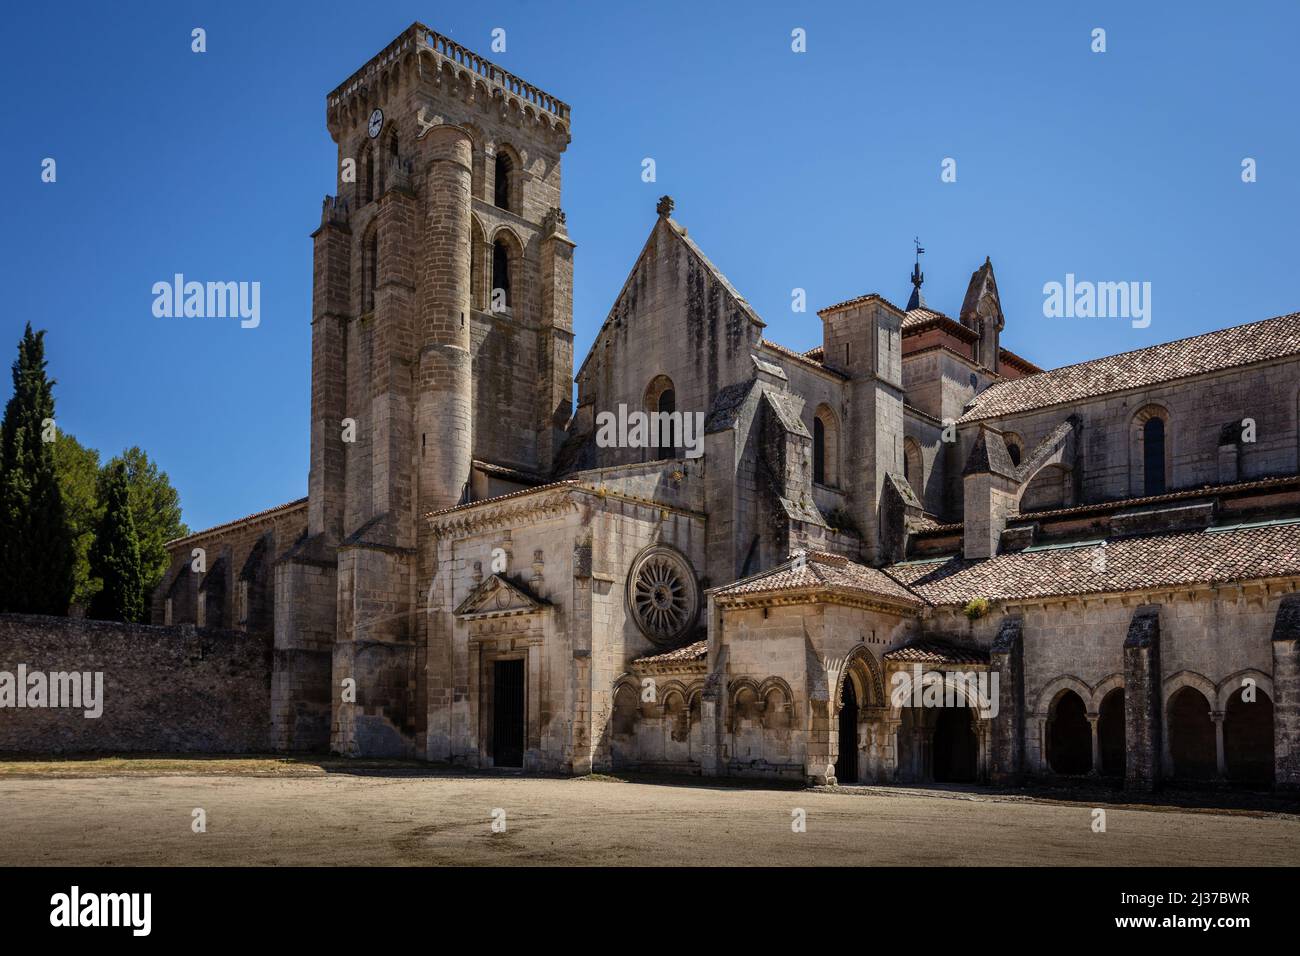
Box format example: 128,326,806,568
87,461,144,622
0,324,76,614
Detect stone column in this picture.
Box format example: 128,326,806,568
1273,594,1300,790
1211,711,1227,778
989,617,1025,784
1087,714,1100,775
417,125,474,513
1123,605,1163,791
308,199,351,542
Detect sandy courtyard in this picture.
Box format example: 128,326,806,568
0,761,1297,867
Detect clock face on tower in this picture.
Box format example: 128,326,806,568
367,108,384,139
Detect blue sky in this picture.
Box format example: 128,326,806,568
3,1,1297,531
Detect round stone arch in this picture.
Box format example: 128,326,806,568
1090,673,1125,713
1002,431,1025,468
1163,670,1218,779
833,644,884,713
758,677,795,729
1161,670,1217,713
656,679,690,708
729,677,761,711
487,225,526,315
1215,669,1273,711
884,669,992,721
1033,674,1094,717
729,677,762,731
611,679,639,737
814,404,842,488
490,141,525,214
643,373,675,412
684,682,707,734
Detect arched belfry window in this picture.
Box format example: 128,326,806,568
494,151,513,211
644,375,678,460
1143,417,1166,495
813,405,839,487
1131,404,1171,497
491,239,510,312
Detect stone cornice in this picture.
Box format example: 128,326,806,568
426,480,705,538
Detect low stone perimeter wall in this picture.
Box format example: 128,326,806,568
0,613,271,753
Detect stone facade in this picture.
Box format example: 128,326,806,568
141,23,1300,792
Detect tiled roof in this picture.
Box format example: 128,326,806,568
425,480,580,518
959,311,1300,422
632,639,709,665
818,292,908,317
998,346,1043,374
903,306,954,330
883,640,989,665
713,551,922,607
760,339,846,379
886,519,1300,605
166,497,308,548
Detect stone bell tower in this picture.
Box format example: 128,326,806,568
271,23,574,758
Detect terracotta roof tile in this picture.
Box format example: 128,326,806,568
883,640,989,665
902,306,953,330
886,519,1300,605
818,292,908,317
166,497,307,548
632,639,709,665
713,550,922,606
959,312,1300,422
760,339,847,379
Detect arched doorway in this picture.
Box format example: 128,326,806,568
1048,690,1092,774
1168,686,1216,780
1224,687,1274,786
932,707,977,783
1097,688,1126,777
835,678,858,783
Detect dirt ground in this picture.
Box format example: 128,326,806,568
1,760,1297,866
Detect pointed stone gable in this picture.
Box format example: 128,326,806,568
959,257,1004,333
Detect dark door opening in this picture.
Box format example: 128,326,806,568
933,707,977,783
492,659,525,768
835,679,858,783
1048,690,1093,774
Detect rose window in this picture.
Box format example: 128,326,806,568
627,546,699,646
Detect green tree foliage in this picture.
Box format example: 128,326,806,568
87,461,144,622
53,432,102,609
107,446,189,605
0,324,75,614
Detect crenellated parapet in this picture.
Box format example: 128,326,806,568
326,22,571,146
